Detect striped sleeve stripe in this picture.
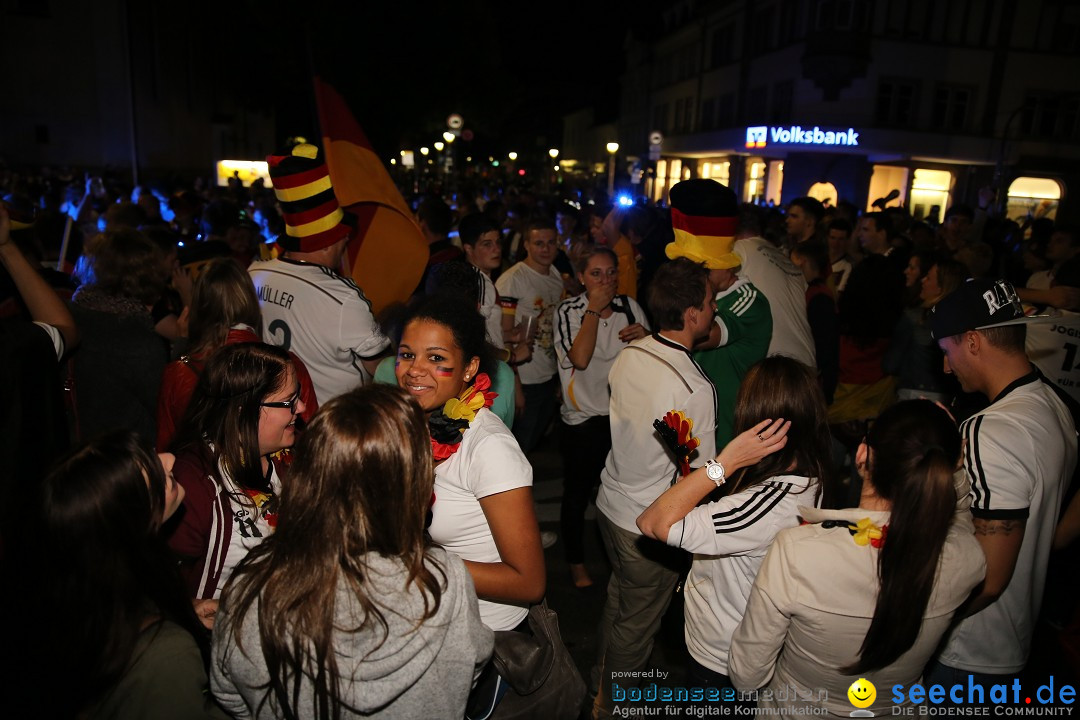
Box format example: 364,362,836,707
712,484,792,535
556,298,586,358
964,416,991,510
729,286,759,316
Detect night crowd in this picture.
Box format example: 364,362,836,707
1,145,1079,719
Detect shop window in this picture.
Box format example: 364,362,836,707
867,165,910,212
701,160,731,186
766,161,785,206
910,168,953,224
653,159,669,204
1007,177,1063,222
808,181,838,208
744,160,767,204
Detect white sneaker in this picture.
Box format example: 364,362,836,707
540,530,558,549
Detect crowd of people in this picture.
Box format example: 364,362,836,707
1,143,1079,719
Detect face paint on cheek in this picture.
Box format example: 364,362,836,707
435,366,455,377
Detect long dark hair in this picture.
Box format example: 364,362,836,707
728,356,834,505
171,342,293,493
845,399,960,673
37,430,206,715
223,385,446,719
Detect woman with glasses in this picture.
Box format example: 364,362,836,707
553,246,648,587
167,342,305,627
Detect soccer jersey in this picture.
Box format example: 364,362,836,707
938,371,1077,673
429,408,533,631
249,257,389,402
553,293,648,426
667,474,819,675
735,238,814,366
597,334,718,534
495,261,564,385
1026,311,1080,404
476,268,504,346
694,277,772,447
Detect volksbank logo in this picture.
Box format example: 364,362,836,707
745,125,860,148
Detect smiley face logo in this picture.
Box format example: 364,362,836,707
847,678,876,715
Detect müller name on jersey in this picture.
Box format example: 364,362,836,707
258,285,295,309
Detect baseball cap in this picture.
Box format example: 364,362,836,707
930,278,1032,340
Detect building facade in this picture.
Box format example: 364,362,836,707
616,0,1080,223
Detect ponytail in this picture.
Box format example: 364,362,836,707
843,401,961,674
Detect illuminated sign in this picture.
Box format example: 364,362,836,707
745,125,860,149
216,160,270,187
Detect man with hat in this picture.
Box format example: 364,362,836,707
926,278,1077,688
250,144,390,403
666,179,772,447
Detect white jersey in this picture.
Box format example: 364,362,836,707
597,333,718,534
1026,311,1080,405
735,237,815,367
429,408,533,631
938,371,1077,673
495,262,563,385
553,293,648,426
216,460,281,600
249,258,389,402
667,474,819,675
476,268,504,346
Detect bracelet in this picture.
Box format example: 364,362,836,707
584,309,602,319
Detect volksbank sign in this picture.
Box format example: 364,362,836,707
745,125,860,149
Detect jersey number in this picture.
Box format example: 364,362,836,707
268,319,291,351
1063,343,1080,373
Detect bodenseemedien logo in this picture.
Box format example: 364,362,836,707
849,677,877,717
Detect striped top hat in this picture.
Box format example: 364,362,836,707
267,143,351,253
665,179,741,270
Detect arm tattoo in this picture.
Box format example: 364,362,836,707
974,518,1025,536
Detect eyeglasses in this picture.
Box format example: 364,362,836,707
260,384,302,414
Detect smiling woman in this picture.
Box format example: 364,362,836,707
166,342,304,613
395,294,545,632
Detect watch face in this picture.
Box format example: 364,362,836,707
707,462,723,480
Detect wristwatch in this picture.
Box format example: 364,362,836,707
704,459,726,487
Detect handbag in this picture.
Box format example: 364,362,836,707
490,599,587,719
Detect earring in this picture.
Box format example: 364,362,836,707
464,374,471,380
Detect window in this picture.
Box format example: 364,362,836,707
746,86,768,123
700,97,716,130
910,169,953,224
815,0,870,31
711,23,736,66
876,78,920,126
653,103,669,135
771,80,794,123
1038,1,1080,53
749,7,775,54
933,86,973,132
1022,93,1080,140
716,92,736,128
1007,177,1063,222
808,182,838,208
778,0,801,43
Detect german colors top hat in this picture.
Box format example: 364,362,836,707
267,143,351,253
665,179,741,270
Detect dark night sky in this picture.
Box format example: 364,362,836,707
246,0,661,159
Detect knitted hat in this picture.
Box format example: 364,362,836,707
267,143,350,252
930,278,1033,340
665,179,741,270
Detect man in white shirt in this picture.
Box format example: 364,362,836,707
927,279,1077,689
249,144,389,403
592,257,717,719
495,217,564,453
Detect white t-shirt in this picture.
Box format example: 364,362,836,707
734,237,815,367
495,262,564,385
597,334,718,534
1026,311,1080,404
553,293,648,425
938,372,1077,673
217,460,281,600
249,258,389,402
429,407,533,631
667,474,819,675
477,268,504,347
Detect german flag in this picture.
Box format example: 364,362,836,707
313,76,426,315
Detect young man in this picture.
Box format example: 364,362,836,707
592,257,717,719
785,196,824,247
666,179,772,447
926,279,1077,688
249,144,389,403
495,217,565,453
459,212,506,346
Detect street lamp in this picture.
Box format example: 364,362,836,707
434,141,445,152
606,142,620,199
548,148,559,159
508,151,518,161
442,131,455,144
420,146,429,156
